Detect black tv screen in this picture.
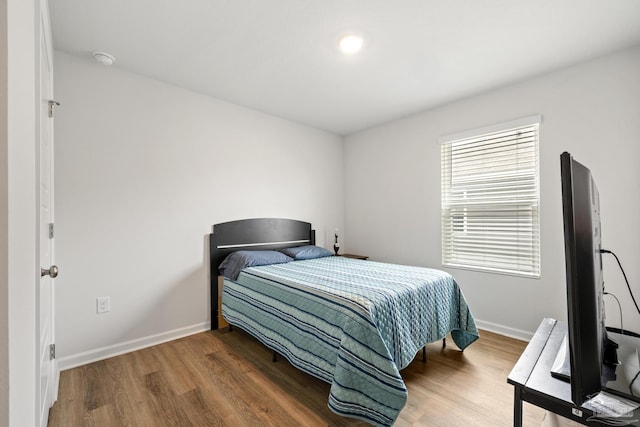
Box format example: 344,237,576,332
560,151,607,405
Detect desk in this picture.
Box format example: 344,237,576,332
508,318,640,426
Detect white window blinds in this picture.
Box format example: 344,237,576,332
441,117,541,277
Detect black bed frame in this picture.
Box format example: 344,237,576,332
209,218,315,330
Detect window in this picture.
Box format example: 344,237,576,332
440,116,541,278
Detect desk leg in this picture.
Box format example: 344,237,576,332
513,387,523,427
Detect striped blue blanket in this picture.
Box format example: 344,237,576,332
221,256,478,426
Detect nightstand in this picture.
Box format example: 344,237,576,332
340,253,369,260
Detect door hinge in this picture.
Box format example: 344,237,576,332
49,223,54,239
49,344,55,360
48,100,60,118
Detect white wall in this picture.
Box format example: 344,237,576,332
53,41,640,367
2,0,38,425
0,0,9,422
54,51,344,367
344,46,640,339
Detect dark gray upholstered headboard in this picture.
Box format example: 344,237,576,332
209,218,315,329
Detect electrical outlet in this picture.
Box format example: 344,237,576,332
97,297,110,314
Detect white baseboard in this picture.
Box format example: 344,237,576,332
55,319,531,371
56,322,210,371
475,319,534,342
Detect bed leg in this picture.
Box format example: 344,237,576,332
422,346,427,363
272,351,278,362
442,337,446,348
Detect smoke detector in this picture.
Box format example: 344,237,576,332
92,51,115,66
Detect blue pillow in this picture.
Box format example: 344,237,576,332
279,245,334,260
219,250,293,280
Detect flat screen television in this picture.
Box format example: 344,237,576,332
555,152,640,406
558,151,609,405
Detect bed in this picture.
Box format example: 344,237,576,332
209,218,479,426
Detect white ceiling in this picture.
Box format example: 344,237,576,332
50,0,640,135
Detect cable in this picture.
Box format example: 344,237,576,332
604,291,624,335
601,249,640,318
629,370,640,397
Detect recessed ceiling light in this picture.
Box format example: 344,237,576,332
92,51,115,66
338,34,364,55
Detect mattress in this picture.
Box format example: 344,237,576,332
221,256,479,426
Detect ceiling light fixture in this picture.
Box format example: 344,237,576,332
338,34,364,55
92,51,115,66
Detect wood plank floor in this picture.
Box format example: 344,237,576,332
49,328,546,426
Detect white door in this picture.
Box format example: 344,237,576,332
38,2,57,426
